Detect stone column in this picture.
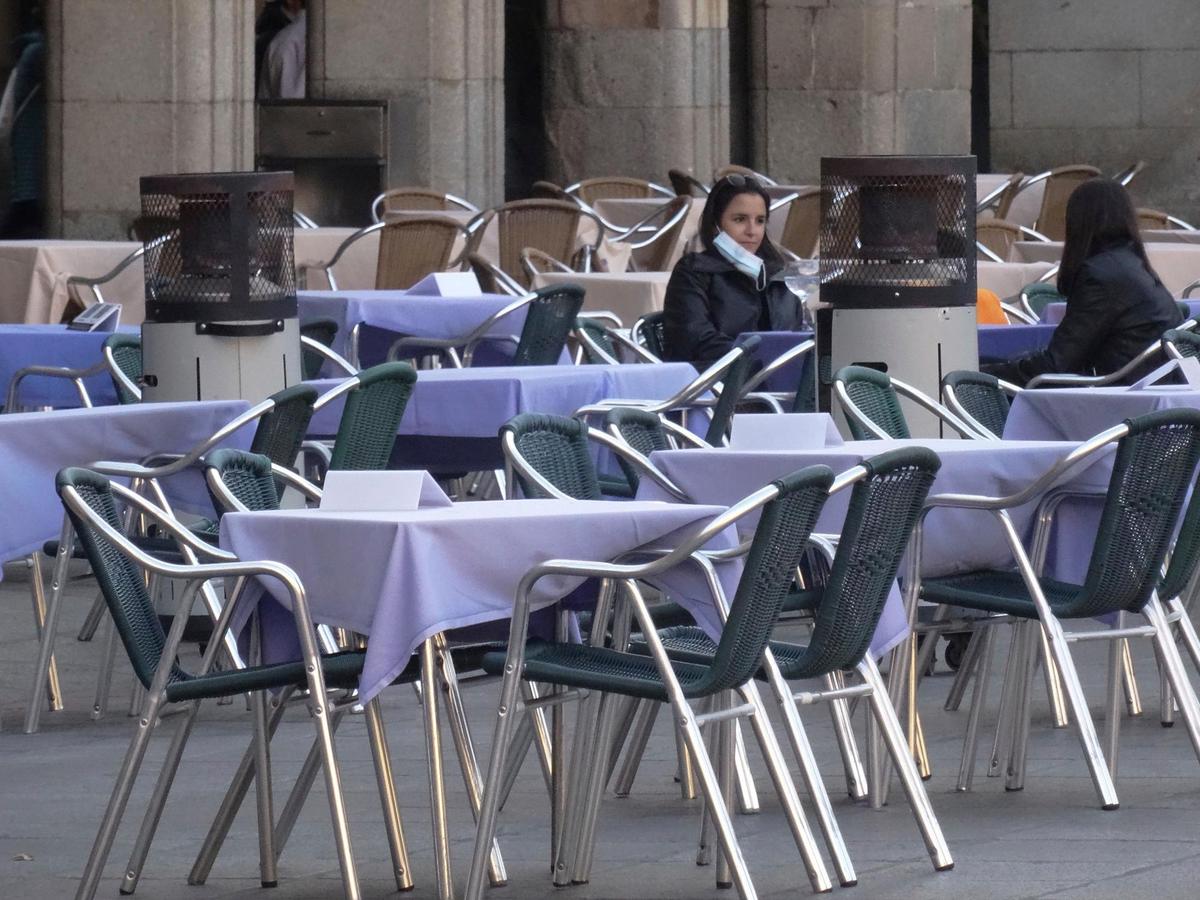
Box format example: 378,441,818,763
307,0,505,207
45,1,255,238
748,0,971,183
541,0,729,186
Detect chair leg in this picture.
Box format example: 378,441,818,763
77,591,107,642
612,699,659,797
957,624,998,792
119,701,202,894
1037,625,1070,728
987,623,1021,778
603,695,639,788
25,522,73,733
1104,627,1125,780
1004,621,1039,791
1143,598,1200,768
496,711,535,814
675,718,698,800
569,691,625,884
554,687,603,885
251,682,278,887
419,639,453,900
944,628,984,713
858,656,954,871
74,694,165,900
91,614,117,720
28,553,63,711
1169,596,1200,672
272,707,348,859
714,694,736,890
825,672,868,800
1121,639,1143,717
732,722,760,814
363,697,416,892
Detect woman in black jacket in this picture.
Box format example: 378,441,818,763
988,178,1181,386
663,175,801,370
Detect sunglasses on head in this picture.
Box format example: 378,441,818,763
719,173,761,190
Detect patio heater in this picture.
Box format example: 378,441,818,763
138,171,301,403
815,156,977,437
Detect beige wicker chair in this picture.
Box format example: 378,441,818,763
975,218,1023,262
713,164,777,186
466,199,601,289
668,168,708,197
777,187,821,258
371,187,478,223
531,180,568,200
1029,165,1101,240
565,176,673,203
320,215,467,291
977,172,1024,217
1137,208,1196,231
466,252,524,296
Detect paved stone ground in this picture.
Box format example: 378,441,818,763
4,564,1200,899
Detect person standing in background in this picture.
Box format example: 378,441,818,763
258,0,305,100
1,6,45,237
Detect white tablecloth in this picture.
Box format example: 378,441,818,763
977,261,1056,299
0,240,144,324
533,270,671,325
1012,242,1200,296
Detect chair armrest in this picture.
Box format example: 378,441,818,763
5,362,104,411
319,221,386,292
300,335,358,376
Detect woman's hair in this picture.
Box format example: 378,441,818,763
697,174,784,265
1058,178,1158,295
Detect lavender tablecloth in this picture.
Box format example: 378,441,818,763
0,399,251,563
1004,386,1200,441
1040,299,1200,325
0,324,139,408
220,499,731,701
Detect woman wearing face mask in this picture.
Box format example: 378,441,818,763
663,174,801,370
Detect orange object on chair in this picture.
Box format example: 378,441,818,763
976,288,1007,325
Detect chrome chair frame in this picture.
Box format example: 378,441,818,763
941,376,1022,441
738,339,814,413
833,370,989,440
383,291,539,367
5,361,102,411
316,217,471,291
370,189,479,223
1025,319,1197,388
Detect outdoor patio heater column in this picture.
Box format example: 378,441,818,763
138,171,301,403
815,156,978,438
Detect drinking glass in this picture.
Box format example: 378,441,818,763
783,259,819,328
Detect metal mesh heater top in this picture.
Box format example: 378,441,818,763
820,156,976,308
139,171,297,324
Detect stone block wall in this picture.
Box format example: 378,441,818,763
990,0,1200,221
540,0,730,187
748,0,972,184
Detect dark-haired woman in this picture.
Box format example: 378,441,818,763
663,175,801,370
989,178,1181,386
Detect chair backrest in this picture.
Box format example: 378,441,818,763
512,283,586,366
704,335,760,445
250,384,318,470
1020,281,1065,319
377,187,474,218
530,180,568,200
104,333,143,405
1137,208,1172,231
630,196,691,273
575,317,619,364
329,362,418,471
778,187,821,258
501,413,601,500
489,200,582,289
1036,165,1101,240
632,311,667,360
604,407,671,493
790,352,818,413
299,318,339,381
992,172,1025,220
375,216,463,290
203,448,280,514
1063,409,1200,618
941,370,1011,439
572,177,658,203
783,448,940,677
1158,451,1200,603
976,218,1022,261
834,365,909,440
694,465,834,694
1164,328,1200,360
55,468,180,689
668,168,708,197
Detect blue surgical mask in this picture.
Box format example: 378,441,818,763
713,229,767,290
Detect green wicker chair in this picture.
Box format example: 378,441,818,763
321,362,418,471
628,447,952,879
1018,282,1065,321
250,384,319,471
941,370,1020,440
631,311,666,360
834,365,981,440
299,317,340,381
465,465,838,898
917,408,1200,808
574,317,620,365
1164,328,1200,361
103,333,143,404
56,467,365,900
602,407,672,496
704,334,760,445
511,283,585,366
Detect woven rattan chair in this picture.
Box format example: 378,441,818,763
1017,281,1065,321
371,187,478,222
631,311,666,360
1029,165,1101,241
572,316,659,366
299,318,340,380
467,199,602,289
465,461,838,898
64,243,152,317
1164,328,1200,360
976,218,1022,262
511,283,586,365
102,333,144,404
598,196,692,273
777,187,821,258
833,365,982,440
738,339,817,414
530,180,568,200
977,172,1024,217
306,362,417,476
1137,207,1196,231
56,467,366,900
565,176,673,203
667,168,709,197
702,334,761,446
916,409,1200,808
320,216,467,291
628,447,953,881
941,370,1020,440
601,407,673,496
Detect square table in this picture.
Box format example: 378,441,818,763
0,323,135,408
532,270,671,325
0,240,143,324
1004,385,1200,442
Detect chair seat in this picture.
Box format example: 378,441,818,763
629,625,819,681
920,569,1087,619
482,640,714,702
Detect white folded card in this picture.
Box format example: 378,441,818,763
728,413,844,451
407,271,482,297
1128,356,1200,390
319,470,449,512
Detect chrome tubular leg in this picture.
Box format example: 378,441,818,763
604,696,639,788
571,692,624,884
1121,638,1143,717
676,723,698,800
1005,621,1040,792
732,722,760,815
1038,624,1070,728
75,695,164,900
1104,628,1124,780
363,698,414,892
188,690,292,885
496,713,534,814
250,678,277,886
91,615,117,720
715,695,736,890
859,657,954,871
1170,597,1200,672
77,591,107,642
613,699,659,797
25,522,73,734
1143,599,1200,766
987,623,1020,778
944,628,984,713
28,553,63,711
553,688,598,886
274,708,347,859
119,701,202,894
957,624,998,792
825,672,868,800
420,639,453,900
